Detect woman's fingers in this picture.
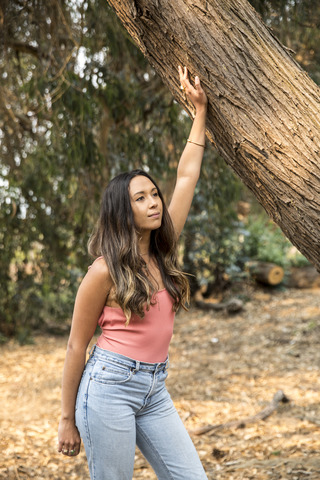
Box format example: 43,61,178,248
179,66,201,93
58,432,81,456
179,65,191,91
178,65,207,110
59,442,80,456
178,66,206,107
58,419,81,457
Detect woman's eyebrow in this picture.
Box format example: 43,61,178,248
132,187,157,197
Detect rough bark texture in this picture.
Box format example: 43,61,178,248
106,0,320,271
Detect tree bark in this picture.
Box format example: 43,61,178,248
106,0,320,271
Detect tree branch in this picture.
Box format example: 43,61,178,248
191,390,290,435
6,42,50,60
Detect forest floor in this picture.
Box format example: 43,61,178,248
0,282,319,480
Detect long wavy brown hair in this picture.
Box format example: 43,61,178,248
88,170,190,324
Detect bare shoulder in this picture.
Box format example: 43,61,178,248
75,258,111,305
69,257,113,346
89,256,109,274
86,257,112,289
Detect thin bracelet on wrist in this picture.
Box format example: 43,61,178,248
187,139,205,148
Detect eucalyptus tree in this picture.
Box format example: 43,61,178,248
106,0,320,271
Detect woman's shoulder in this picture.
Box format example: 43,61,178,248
87,256,111,285
89,255,106,269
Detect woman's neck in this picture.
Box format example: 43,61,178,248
138,231,151,257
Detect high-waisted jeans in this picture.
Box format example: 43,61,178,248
75,346,208,480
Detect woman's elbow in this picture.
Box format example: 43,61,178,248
66,339,90,357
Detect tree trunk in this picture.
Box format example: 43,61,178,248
106,0,320,271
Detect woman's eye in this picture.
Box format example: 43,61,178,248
153,192,159,197
136,196,144,201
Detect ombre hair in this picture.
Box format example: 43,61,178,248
88,169,190,324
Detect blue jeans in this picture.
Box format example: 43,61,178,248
75,346,208,480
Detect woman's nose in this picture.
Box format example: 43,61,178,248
149,196,158,207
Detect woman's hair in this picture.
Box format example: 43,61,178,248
88,169,190,324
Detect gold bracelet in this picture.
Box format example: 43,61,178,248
187,139,205,148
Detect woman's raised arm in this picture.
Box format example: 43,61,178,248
168,66,207,238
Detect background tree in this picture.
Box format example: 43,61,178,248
0,0,187,339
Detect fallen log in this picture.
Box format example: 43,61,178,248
194,290,244,314
246,261,284,286
286,266,320,289
191,390,289,436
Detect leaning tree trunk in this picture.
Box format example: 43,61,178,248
106,0,320,271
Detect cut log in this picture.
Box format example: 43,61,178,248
246,261,284,286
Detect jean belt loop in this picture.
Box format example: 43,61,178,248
88,344,96,359
134,360,140,373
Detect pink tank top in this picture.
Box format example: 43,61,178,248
96,290,175,363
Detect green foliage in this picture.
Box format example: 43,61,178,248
240,214,310,268
0,0,187,340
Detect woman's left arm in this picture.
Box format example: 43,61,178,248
168,66,207,237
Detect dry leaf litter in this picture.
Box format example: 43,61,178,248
0,285,319,479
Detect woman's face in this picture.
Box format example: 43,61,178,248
129,175,163,232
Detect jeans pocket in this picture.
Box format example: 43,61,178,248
91,359,133,385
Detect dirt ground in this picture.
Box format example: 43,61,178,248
0,284,319,479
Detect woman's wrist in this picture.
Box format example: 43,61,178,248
61,412,76,422
187,139,206,148
194,105,207,115
61,418,76,425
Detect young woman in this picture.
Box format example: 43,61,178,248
58,66,208,480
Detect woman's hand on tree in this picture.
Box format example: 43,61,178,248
178,65,207,112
